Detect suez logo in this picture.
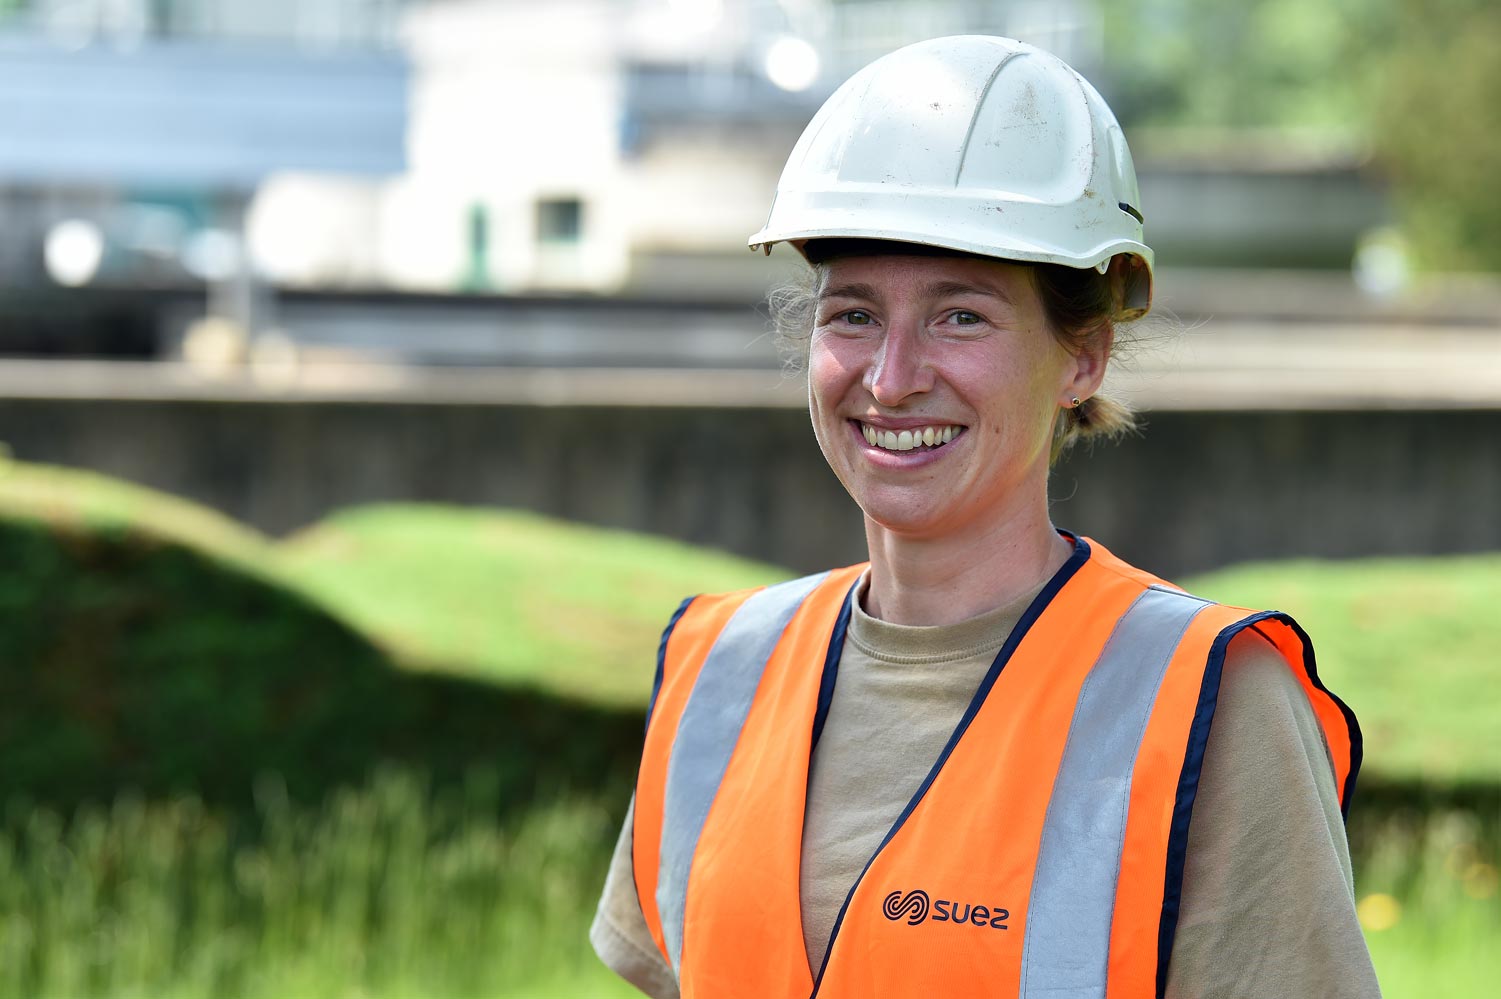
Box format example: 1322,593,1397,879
882,889,1009,930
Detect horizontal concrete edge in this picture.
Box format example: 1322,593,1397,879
0,360,1498,411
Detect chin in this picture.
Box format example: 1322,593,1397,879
855,495,959,540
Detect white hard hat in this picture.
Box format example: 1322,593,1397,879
749,35,1154,318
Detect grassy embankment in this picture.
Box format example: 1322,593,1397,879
0,458,1495,997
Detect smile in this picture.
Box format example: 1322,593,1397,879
858,422,965,452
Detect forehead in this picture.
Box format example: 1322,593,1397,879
817,253,1034,302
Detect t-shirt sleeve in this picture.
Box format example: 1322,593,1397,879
1164,627,1382,998
590,795,682,999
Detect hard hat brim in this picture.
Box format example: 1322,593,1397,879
749,226,1154,319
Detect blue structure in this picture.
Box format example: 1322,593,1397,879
0,34,407,187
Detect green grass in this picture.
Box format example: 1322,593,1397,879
275,516,1501,782
0,772,1493,999
1184,556,1501,784
0,453,269,571
4,455,1494,778
1356,808,1501,996
2,456,1499,996
0,457,786,714
0,769,633,999
278,505,786,707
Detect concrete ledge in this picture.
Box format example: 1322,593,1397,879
0,399,1496,577
2,316,1498,412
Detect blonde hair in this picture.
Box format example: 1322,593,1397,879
768,252,1144,466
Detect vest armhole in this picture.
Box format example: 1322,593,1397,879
647,596,697,732
1152,607,1362,998
1253,613,1363,819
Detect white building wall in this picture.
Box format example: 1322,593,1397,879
245,0,1107,296
390,0,629,292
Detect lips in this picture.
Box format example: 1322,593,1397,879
858,421,965,452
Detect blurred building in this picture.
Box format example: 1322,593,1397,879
0,0,1389,317
280,0,1102,297
0,0,407,286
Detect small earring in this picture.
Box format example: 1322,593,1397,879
1070,396,1082,408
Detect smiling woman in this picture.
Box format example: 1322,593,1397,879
592,35,1380,999
774,244,1141,469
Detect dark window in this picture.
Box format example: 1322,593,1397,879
536,198,583,244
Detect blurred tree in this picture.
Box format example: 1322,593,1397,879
1374,0,1501,270
1100,0,1397,132
1100,0,1501,271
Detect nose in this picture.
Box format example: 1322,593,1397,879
864,317,934,407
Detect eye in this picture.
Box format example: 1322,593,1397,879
839,309,874,326
949,310,983,326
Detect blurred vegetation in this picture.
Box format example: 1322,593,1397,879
0,461,707,814
1373,0,1501,271
1104,0,1396,132
0,771,639,999
0,456,1496,995
1103,0,1501,270
2,768,1485,998
279,504,784,708
1189,554,1501,784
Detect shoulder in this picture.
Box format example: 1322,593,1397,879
1208,625,1339,804
1222,623,1322,705
1167,628,1379,997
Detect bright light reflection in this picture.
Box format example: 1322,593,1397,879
765,36,820,93
44,219,105,286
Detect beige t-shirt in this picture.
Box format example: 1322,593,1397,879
590,574,1381,998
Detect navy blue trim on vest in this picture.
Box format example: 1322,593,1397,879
810,533,1092,998
646,596,695,732
1276,614,1363,817
1152,608,1364,997
1153,612,1238,998
1242,618,1363,819
810,585,857,755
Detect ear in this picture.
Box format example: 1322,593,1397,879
1061,323,1112,405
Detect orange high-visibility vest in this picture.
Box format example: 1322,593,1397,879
632,536,1361,999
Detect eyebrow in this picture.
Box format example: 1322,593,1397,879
817,282,880,303
816,279,1014,306
923,280,1015,306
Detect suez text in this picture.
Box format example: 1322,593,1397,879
933,900,1009,929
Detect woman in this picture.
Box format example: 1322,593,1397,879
592,36,1379,998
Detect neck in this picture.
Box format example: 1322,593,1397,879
862,494,1071,627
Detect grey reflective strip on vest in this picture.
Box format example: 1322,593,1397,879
657,570,830,973
1019,585,1211,999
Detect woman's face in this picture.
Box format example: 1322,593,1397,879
808,253,1103,541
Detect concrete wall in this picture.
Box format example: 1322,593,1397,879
0,399,1495,578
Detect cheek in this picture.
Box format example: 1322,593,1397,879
952,342,1063,439
807,336,861,413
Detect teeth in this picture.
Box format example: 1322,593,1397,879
860,423,964,452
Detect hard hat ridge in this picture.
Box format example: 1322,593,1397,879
750,34,1154,319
